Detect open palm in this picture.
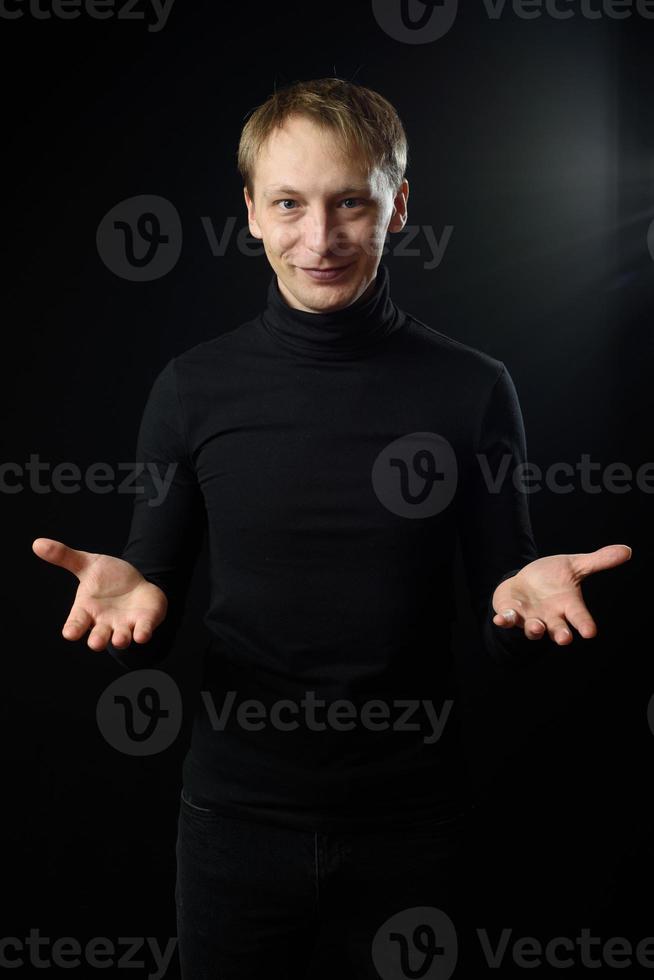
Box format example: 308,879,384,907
492,544,631,644
32,537,168,651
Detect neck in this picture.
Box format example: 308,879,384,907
277,273,378,314
259,261,406,360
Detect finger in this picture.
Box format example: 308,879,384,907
523,616,548,640
62,607,93,641
111,618,157,646
540,615,574,645
32,538,95,579
109,623,134,649
87,624,113,652
563,600,597,639
133,619,155,644
572,544,632,579
493,608,525,629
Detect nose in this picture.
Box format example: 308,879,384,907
304,207,333,256
303,208,353,261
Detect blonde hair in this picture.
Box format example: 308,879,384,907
237,76,409,199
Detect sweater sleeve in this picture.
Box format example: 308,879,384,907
106,357,207,670
455,362,556,668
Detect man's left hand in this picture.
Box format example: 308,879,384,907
491,544,632,644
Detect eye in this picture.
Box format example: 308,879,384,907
273,198,366,212
274,199,297,211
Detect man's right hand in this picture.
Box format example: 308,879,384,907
32,537,168,651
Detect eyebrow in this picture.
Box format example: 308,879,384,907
262,186,370,199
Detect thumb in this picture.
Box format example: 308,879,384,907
32,537,97,579
573,543,632,578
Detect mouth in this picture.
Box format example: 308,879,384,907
299,262,354,282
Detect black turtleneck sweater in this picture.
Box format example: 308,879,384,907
108,261,553,832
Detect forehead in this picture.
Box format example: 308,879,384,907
254,115,384,196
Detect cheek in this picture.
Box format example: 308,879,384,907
267,223,299,256
353,218,386,254
330,219,377,251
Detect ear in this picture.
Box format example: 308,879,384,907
388,178,409,234
243,186,263,240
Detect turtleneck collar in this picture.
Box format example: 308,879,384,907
259,260,406,359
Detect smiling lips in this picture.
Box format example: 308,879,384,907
300,262,354,280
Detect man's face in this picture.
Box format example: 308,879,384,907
243,114,409,313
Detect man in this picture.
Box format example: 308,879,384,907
33,77,631,979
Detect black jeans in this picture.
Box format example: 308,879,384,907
175,788,466,979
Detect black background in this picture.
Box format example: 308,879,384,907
4,1,653,975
